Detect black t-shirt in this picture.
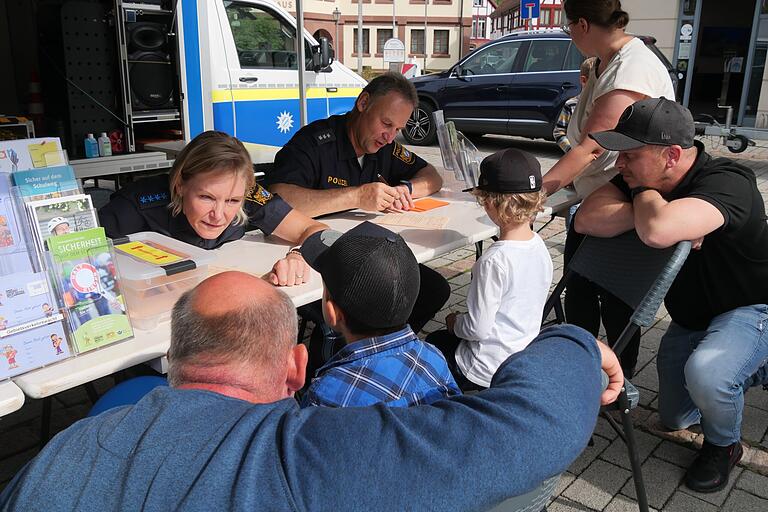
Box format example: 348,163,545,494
611,141,768,330
266,113,428,190
98,174,292,250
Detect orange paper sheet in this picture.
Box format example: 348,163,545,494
412,198,449,212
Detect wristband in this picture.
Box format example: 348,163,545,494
286,245,302,257
399,180,413,194
630,186,657,200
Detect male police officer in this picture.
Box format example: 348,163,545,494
266,73,450,367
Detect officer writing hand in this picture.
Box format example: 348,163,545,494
357,182,398,211
265,252,311,287
387,184,415,213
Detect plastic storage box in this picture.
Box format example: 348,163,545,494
113,231,216,330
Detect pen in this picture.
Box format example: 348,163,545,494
376,173,390,185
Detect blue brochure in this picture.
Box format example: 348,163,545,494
12,165,79,201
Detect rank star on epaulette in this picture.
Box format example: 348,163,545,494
314,129,336,145
393,142,415,164
137,191,171,210
245,184,273,205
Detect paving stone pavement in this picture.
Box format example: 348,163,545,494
1,135,767,511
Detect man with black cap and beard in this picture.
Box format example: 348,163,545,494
299,222,460,408
576,97,768,493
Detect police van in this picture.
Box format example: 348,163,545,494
0,0,366,170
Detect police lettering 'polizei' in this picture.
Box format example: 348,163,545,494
265,73,450,373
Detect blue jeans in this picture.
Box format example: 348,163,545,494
657,304,768,446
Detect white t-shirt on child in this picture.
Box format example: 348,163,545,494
453,235,553,388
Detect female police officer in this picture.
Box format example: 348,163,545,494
99,131,326,286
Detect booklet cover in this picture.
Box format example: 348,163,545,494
26,194,98,255
0,172,34,275
48,228,133,353
12,165,80,202
0,138,63,173
1,321,70,380
0,271,71,380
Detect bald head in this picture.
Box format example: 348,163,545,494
190,271,281,317
167,271,299,389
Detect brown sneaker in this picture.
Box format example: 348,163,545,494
684,440,743,493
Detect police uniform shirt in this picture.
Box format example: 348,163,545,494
98,174,292,250
267,113,428,191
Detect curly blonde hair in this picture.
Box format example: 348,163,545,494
168,131,256,226
472,189,548,225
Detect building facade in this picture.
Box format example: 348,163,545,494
489,0,563,40
282,0,472,72
623,0,768,129
470,0,496,51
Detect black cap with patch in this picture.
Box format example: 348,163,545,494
300,222,420,330
589,97,695,151
475,148,542,193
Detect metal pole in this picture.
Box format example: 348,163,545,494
458,0,464,59
393,0,396,33
296,0,307,127
358,0,363,75
424,0,428,72
335,20,339,56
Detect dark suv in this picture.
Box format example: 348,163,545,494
403,31,676,146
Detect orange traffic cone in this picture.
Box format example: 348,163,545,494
28,71,44,134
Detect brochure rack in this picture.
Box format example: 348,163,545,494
0,137,135,381
434,110,480,189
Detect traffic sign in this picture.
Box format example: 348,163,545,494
521,0,540,19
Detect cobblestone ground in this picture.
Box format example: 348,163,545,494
1,135,767,511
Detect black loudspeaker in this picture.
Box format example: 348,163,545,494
126,23,175,111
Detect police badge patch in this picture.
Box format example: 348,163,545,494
393,142,415,164
245,184,273,205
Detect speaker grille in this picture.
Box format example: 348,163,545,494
128,52,175,110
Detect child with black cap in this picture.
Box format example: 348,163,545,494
426,149,553,390
299,222,460,407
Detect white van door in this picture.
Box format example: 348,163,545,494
211,0,329,148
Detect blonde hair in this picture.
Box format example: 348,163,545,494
580,57,596,79
472,189,548,225
168,131,256,226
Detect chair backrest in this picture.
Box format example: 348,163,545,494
544,230,691,354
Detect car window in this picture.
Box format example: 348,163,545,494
564,42,585,71
225,2,312,70
523,40,569,72
460,41,522,76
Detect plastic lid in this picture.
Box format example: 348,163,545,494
100,132,108,137
87,133,94,138
114,231,217,280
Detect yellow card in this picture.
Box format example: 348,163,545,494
116,241,184,265
27,141,63,168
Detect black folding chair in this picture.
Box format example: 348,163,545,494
543,230,691,512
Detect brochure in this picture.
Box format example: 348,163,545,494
48,228,133,353
12,165,80,202
0,172,34,275
26,194,98,254
0,271,71,379
1,321,70,380
0,138,63,173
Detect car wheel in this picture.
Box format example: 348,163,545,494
404,103,437,146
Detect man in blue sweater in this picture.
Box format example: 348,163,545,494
0,271,622,512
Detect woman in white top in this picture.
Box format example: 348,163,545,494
548,0,675,377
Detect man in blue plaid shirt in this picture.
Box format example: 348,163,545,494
300,222,460,407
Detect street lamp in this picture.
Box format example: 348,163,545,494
333,7,341,55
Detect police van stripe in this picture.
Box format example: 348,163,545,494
181,0,204,138
211,88,362,102
211,96,357,148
